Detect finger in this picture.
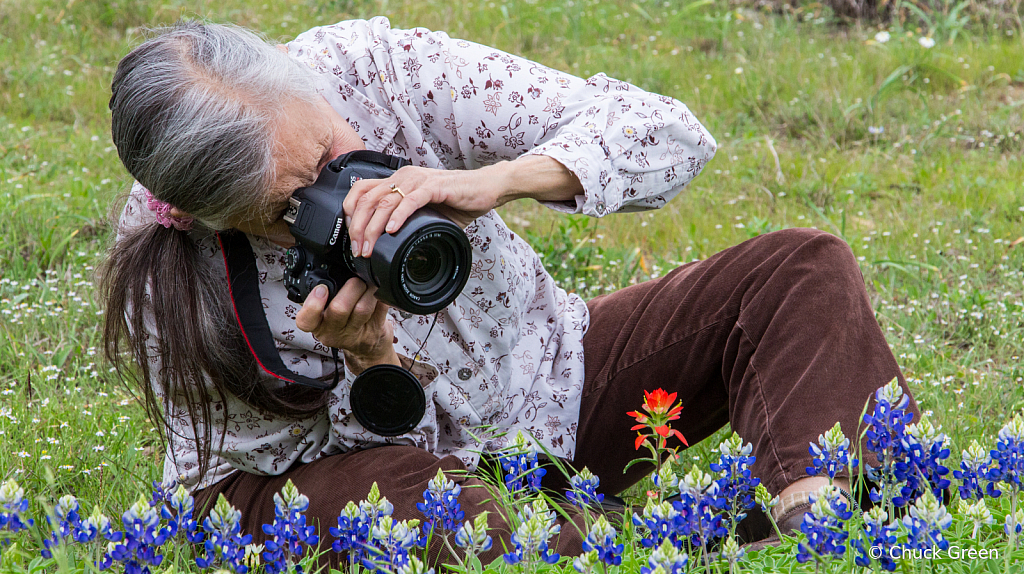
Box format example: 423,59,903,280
347,181,395,258
362,188,418,256
294,283,329,333
383,187,433,235
322,277,368,332
345,285,381,331
342,178,376,228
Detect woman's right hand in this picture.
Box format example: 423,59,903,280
294,278,400,373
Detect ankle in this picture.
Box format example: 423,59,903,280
771,477,851,521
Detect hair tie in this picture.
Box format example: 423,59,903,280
143,189,194,231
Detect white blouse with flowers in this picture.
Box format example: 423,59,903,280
119,17,716,492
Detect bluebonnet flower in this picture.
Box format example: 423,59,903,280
807,422,859,481
796,485,853,564
710,433,760,528
852,506,898,572
396,555,434,574
197,494,252,573
76,505,120,544
719,537,745,571
639,538,688,574
330,501,373,565
580,515,622,567
954,440,991,501
499,431,546,496
862,379,915,506
572,550,601,573
261,480,318,574
632,499,683,549
108,495,172,574
754,484,779,514
454,512,493,557
148,480,177,508
164,485,203,544
0,479,34,536
362,516,422,573
566,467,605,509
675,465,726,549
503,499,561,566
651,458,679,501
893,417,950,507
902,491,952,552
416,468,465,533
1005,508,1024,542
958,499,994,540
986,414,1024,499
41,494,82,559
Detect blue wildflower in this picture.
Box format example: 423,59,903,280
76,505,120,544
580,515,622,566
416,468,465,533
499,431,546,496
41,494,81,559
1005,509,1024,542
953,440,991,501
986,414,1024,499
796,486,852,564
958,499,994,540
330,501,373,564
454,511,493,563
362,516,422,573
196,494,252,573
503,499,561,566
639,538,688,574
566,467,605,509
108,496,172,574
148,480,177,508
710,433,760,528
261,480,319,574
893,417,951,507
862,379,915,506
852,506,898,572
164,485,204,544
807,422,859,481
675,465,727,549
396,555,435,574
0,479,34,537
902,491,953,552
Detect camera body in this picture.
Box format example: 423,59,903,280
283,151,472,315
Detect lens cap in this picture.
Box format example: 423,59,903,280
350,364,427,436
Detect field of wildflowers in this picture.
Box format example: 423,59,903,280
1,0,1023,571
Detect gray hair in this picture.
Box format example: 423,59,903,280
109,21,322,229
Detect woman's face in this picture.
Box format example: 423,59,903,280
232,96,364,245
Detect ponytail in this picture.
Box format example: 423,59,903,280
102,221,328,483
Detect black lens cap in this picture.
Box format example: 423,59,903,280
350,364,427,436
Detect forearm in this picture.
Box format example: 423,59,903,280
344,346,401,375
488,155,583,206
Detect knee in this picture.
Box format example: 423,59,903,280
770,228,859,276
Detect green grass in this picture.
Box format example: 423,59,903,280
1,0,1024,571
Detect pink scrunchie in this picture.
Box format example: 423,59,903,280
143,189,194,231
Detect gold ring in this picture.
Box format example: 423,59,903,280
390,184,405,198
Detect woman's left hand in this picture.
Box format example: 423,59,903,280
342,163,505,258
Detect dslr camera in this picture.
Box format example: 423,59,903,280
283,151,472,315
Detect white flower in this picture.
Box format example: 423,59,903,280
874,31,891,43
919,37,936,48
734,67,743,75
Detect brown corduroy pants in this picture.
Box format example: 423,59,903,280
193,228,918,568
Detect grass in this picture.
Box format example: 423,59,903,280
1,0,1023,571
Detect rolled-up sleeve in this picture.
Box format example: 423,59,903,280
385,22,718,216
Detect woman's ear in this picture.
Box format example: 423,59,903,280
169,206,192,219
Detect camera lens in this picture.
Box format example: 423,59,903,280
402,238,456,298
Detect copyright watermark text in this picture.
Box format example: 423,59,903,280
868,546,1000,561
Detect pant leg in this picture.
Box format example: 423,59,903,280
574,228,919,496
193,445,586,570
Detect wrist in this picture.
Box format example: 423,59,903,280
489,155,582,205
344,346,401,375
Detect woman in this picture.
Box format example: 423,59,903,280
103,17,917,565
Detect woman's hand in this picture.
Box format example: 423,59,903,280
343,155,584,258
294,278,400,373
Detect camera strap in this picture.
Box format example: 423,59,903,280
330,149,410,171
216,230,339,391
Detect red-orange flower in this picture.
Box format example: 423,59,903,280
628,387,688,451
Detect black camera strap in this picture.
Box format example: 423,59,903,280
330,149,410,171
216,230,339,391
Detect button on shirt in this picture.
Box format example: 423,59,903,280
119,17,716,491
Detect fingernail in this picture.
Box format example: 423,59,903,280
351,241,360,257
313,284,328,299
386,220,396,233
345,215,352,228
362,241,371,257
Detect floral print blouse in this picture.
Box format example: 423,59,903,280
119,17,716,491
